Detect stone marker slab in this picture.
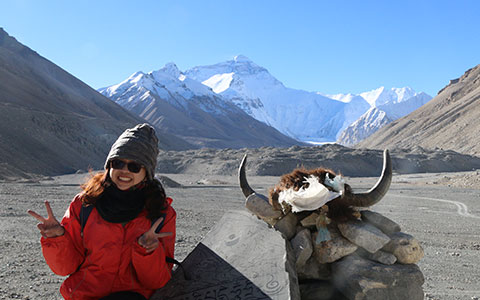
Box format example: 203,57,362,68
151,210,300,300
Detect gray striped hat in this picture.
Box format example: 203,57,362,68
104,123,159,180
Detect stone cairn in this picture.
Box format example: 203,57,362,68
239,150,425,300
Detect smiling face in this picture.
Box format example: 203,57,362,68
109,158,146,190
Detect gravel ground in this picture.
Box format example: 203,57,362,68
0,171,479,300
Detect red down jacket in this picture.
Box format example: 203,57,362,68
40,194,176,300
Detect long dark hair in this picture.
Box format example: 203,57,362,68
80,171,168,221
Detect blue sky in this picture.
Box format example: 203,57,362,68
1,0,479,96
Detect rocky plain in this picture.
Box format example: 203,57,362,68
1,145,479,300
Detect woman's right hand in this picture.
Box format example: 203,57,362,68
28,201,65,238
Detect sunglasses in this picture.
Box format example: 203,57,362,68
110,159,143,173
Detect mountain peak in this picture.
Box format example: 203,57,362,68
159,62,181,77
0,27,7,37
0,28,37,56
391,86,415,102
148,63,183,85
0,27,13,42
226,55,264,71
185,55,275,89
127,71,146,82
360,86,423,107
233,55,251,62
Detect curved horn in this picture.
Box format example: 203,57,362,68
345,149,392,207
239,153,255,197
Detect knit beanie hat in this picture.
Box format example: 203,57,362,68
104,123,159,181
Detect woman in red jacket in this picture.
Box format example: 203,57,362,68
28,124,176,300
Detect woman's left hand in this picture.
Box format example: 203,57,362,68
138,218,173,253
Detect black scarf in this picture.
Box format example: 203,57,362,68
96,184,146,223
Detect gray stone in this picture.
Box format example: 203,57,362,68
151,210,300,300
245,193,283,223
296,256,331,281
300,212,319,227
274,212,298,240
313,228,358,263
361,210,401,235
337,221,391,253
291,228,313,268
299,281,344,300
295,225,305,234
332,254,424,300
356,248,397,265
382,232,424,264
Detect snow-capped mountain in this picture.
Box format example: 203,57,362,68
99,62,301,149
334,87,432,145
185,56,431,144
100,63,230,116
100,55,432,147
358,86,432,118
337,108,393,146
185,55,370,143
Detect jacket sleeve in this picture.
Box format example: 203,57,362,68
40,194,86,276
132,200,176,289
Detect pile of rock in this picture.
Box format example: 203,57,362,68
254,204,425,300
239,151,425,300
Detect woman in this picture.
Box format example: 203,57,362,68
28,124,176,300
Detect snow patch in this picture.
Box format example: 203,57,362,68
202,72,234,94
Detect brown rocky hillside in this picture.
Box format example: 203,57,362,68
357,64,480,156
0,28,188,180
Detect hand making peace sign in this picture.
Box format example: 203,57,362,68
138,217,172,253
28,201,65,238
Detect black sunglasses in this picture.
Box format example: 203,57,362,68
110,159,143,173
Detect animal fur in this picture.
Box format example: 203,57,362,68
269,167,358,222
